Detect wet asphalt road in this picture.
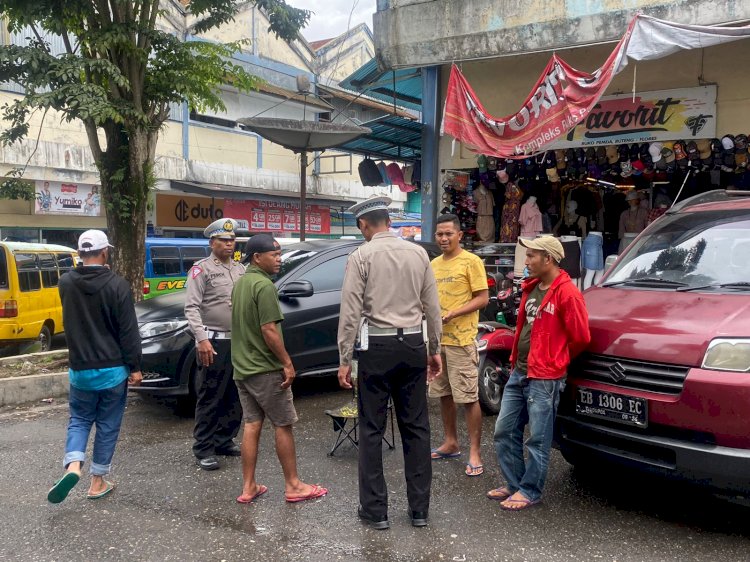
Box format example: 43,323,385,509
1,378,749,562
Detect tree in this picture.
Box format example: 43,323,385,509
0,0,310,299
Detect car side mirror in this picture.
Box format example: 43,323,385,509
278,280,314,298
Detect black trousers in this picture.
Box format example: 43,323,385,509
357,333,431,518
192,339,242,458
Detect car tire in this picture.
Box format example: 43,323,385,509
478,356,510,416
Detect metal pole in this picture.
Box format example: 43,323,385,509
299,151,308,241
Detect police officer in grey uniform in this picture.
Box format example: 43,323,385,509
337,196,443,530
184,218,245,470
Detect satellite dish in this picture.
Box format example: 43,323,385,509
296,74,311,94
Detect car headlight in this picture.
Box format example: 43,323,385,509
139,320,188,340
701,339,750,372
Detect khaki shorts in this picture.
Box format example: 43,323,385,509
428,343,479,403
235,371,298,427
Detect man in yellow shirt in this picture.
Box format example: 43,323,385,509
430,214,489,476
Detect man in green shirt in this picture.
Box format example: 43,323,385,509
231,234,327,505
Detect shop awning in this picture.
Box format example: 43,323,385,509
170,181,356,208
335,115,422,162
339,58,422,112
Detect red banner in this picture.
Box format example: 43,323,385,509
442,17,637,158
224,198,331,235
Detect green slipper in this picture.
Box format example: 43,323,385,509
47,472,80,504
87,481,115,500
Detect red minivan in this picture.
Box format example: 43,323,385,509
556,190,750,495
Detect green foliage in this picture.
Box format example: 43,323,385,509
0,170,34,201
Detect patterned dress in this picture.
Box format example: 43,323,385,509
500,182,523,243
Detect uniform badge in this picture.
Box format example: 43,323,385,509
223,220,233,232
190,266,203,279
233,250,241,262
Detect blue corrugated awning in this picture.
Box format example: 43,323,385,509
335,115,421,162
339,59,422,112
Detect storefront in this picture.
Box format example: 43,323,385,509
0,179,107,246
150,183,357,238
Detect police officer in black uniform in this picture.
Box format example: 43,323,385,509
184,218,245,470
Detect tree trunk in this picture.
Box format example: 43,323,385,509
99,124,153,302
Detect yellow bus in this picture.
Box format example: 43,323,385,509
0,241,78,352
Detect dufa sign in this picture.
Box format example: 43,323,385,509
155,194,224,228
552,86,717,148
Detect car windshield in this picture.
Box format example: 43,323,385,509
604,208,750,291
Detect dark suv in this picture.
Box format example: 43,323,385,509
134,240,454,404
556,190,750,495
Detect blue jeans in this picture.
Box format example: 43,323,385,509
64,380,128,475
493,369,564,502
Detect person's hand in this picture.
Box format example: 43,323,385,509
197,339,216,367
441,310,455,324
280,363,296,389
128,371,143,386
427,354,442,383
338,365,352,389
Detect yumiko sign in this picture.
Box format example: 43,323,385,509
552,86,717,148
224,198,331,235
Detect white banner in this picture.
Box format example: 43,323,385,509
35,180,102,216
551,86,717,148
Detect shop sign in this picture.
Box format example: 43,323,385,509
34,181,102,216
552,86,717,148
224,198,331,235
155,194,224,228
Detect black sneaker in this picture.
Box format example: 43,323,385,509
196,456,220,471
410,511,428,527
358,507,390,530
216,444,241,457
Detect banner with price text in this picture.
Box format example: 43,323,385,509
224,198,331,235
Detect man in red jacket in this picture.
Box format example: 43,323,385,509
487,236,590,511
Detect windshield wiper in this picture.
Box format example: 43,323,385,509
602,277,688,288
677,282,750,292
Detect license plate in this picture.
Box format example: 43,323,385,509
575,387,648,428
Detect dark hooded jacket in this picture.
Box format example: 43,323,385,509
58,266,141,372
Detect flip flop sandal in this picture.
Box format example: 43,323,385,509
465,463,484,477
87,481,115,500
486,487,512,500
500,497,540,511
47,472,80,504
285,484,328,503
431,448,461,460
237,485,268,504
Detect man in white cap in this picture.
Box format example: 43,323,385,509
48,230,142,503
184,218,245,470
488,236,590,511
338,196,443,530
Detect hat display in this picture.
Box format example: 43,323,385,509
596,146,607,165
204,218,239,239
606,145,619,164
487,157,498,171
661,146,675,163
721,135,735,151
477,155,488,173
696,139,712,159
497,169,510,183
620,161,633,177
686,141,700,161
545,168,560,183
519,236,565,263
555,149,567,170
735,134,748,152
649,142,663,163
77,229,113,252
673,141,687,161
628,144,640,161
347,196,392,219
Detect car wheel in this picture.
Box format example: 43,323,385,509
478,356,509,416
38,325,52,352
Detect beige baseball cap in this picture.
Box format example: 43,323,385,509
519,236,565,263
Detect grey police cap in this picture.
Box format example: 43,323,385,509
204,218,239,238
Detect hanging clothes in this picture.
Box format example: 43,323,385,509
519,199,543,237
473,186,495,242
500,182,523,243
